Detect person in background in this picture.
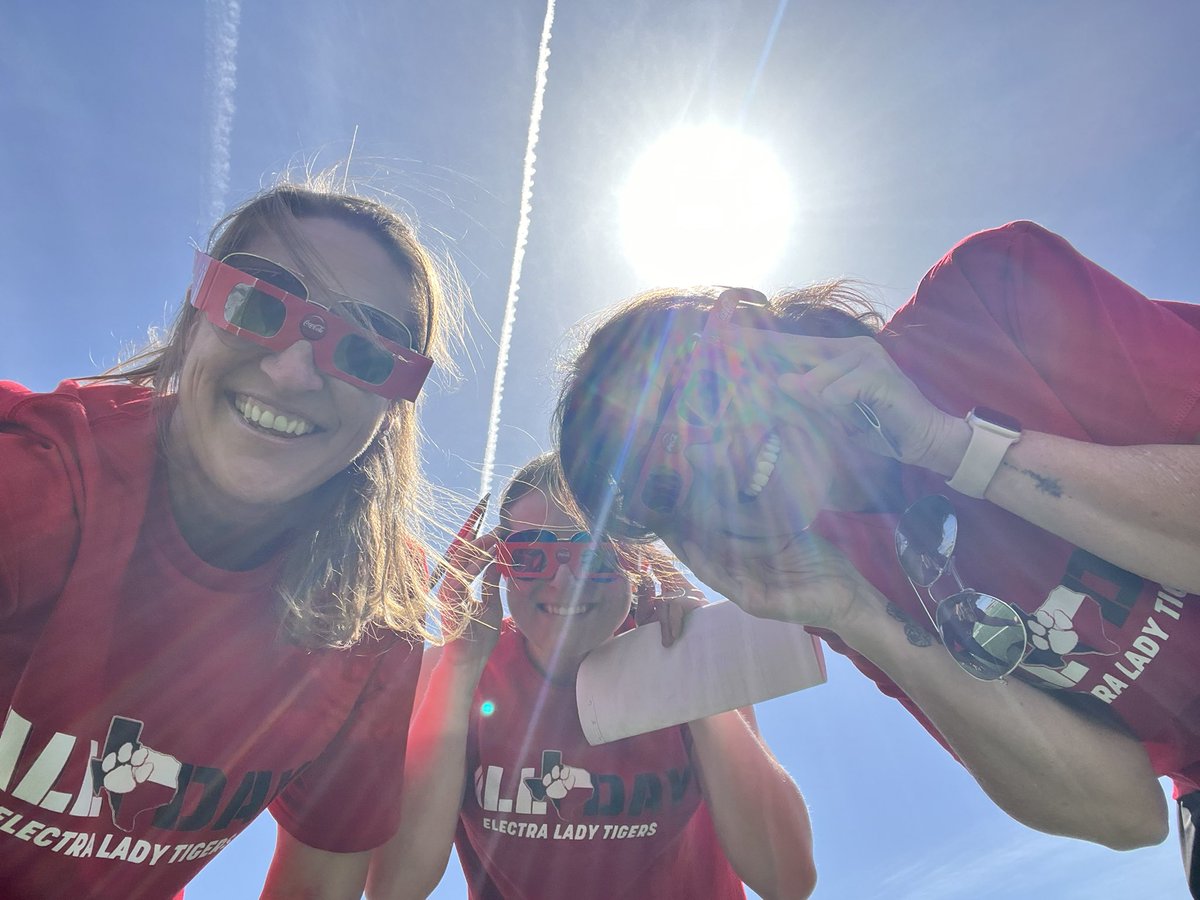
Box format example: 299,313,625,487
554,221,1200,895
0,176,462,898
368,451,816,899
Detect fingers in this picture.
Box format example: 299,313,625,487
438,532,500,607
661,593,684,647
477,563,503,617
650,583,705,647
775,339,908,458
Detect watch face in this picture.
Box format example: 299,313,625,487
971,407,1022,435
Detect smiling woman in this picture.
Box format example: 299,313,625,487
618,124,794,285
368,451,817,900
0,174,466,899
554,221,1200,893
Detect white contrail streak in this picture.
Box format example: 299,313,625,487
479,0,556,498
204,0,241,223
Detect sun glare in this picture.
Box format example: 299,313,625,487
618,125,794,286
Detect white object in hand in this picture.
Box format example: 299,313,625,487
576,600,827,745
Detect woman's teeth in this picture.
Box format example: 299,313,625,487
235,395,315,436
740,433,781,500
537,603,597,617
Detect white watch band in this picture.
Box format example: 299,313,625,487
946,409,1021,499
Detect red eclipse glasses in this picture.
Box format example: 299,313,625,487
190,250,434,401
496,530,625,583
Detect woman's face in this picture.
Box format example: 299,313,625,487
503,487,633,675
171,215,418,511
607,312,853,559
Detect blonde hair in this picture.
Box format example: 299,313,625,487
100,173,466,648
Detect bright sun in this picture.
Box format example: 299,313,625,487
618,124,794,286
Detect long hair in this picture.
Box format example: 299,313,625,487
98,174,466,648
553,282,883,542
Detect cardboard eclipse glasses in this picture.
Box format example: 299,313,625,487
190,250,433,401
496,530,624,583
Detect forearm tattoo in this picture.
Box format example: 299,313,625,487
1004,460,1063,498
887,602,934,647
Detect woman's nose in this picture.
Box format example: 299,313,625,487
550,556,578,586
259,340,324,392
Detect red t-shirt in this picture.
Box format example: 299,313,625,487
813,221,1200,795
454,619,745,900
0,381,422,898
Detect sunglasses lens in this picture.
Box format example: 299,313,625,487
223,253,307,299
640,469,683,514
223,284,287,338
895,495,958,587
509,529,557,543
936,590,1027,680
333,334,396,385
336,301,418,352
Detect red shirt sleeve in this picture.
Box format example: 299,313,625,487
884,220,1200,446
269,635,424,852
0,382,82,619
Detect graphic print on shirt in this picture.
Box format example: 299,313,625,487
1016,548,1187,702
473,747,692,841
524,750,594,820
1,704,317,869
90,716,183,832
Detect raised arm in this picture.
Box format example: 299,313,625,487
689,707,816,899
263,830,371,900
640,571,815,898
774,220,1200,594
778,335,1200,595
673,532,1168,851
366,543,500,900
937,426,1200,595
839,574,1167,849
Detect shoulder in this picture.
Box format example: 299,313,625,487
1,380,156,442
887,219,1144,349
0,381,152,616
904,220,1123,319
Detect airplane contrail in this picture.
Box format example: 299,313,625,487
479,0,557,499
204,0,241,223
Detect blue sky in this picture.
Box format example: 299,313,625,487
3,0,1198,897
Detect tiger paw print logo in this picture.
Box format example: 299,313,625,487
1028,604,1079,656
1025,585,1122,665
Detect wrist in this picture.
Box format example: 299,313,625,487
921,413,973,478
945,407,1023,498
823,577,890,647
441,638,495,675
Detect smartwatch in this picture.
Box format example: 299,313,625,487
945,407,1022,499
